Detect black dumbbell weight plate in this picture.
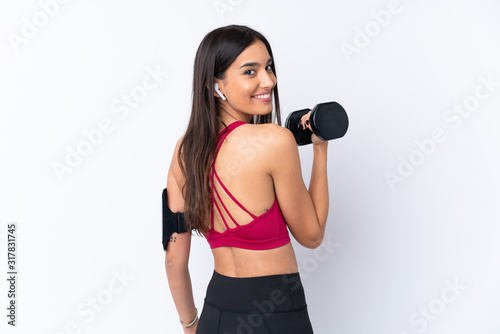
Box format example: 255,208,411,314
310,102,349,141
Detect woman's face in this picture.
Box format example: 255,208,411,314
215,40,276,120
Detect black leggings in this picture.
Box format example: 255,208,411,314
196,270,314,334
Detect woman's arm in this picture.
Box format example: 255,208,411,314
164,232,198,332
266,124,329,249
164,137,198,332
308,141,329,244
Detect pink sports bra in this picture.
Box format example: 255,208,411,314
203,121,291,250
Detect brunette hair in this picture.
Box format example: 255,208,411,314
178,25,281,235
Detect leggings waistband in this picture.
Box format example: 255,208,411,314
204,270,308,313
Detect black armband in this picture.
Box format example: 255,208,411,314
162,187,188,251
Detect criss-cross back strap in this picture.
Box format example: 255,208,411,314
213,170,257,220
209,122,257,231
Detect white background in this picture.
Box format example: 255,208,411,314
1,0,499,333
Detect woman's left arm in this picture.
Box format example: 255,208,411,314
164,232,198,331
164,136,199,331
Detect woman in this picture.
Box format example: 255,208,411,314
163,25,329,333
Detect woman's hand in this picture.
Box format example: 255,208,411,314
300,110,327,146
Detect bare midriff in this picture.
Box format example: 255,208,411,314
212,243,299,278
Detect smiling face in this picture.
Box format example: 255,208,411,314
215,39,277,122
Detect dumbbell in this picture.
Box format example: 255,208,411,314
285,101,349,146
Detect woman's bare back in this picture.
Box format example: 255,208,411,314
210,122,298,277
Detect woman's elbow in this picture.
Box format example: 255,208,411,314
306,230,325,249
165,252,189,270
296,235,323,249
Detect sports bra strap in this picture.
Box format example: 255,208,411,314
210,121,259,230
213,169,257,219
211,121,244,167
211,171,240,228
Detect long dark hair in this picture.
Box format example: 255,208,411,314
178,25,282,235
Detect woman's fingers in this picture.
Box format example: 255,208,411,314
300,110,312,130
300,110,326,144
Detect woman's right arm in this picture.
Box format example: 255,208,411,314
266,124,329,249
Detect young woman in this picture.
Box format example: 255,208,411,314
163,25,329,333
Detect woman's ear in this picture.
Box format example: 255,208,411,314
214,81,226,101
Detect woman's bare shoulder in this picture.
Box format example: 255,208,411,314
245,122,292,140
250,123,296,150
237,123,296,170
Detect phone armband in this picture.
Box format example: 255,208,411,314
162,188,188,251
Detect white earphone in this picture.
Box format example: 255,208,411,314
214,82,226,101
